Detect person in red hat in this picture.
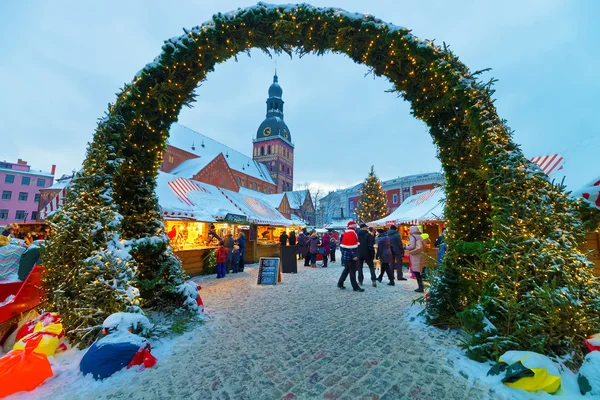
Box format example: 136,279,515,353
337,221,364,292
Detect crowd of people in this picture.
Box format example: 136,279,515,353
213,223,448,290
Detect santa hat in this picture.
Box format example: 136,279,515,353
340,227,359,249
347,221,357,229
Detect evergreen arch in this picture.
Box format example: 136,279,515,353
45,2,600,358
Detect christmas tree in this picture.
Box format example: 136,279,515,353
43,121,141,347
355,166,388,223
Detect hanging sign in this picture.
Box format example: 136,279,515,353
224,213,248,224
257,257,282,285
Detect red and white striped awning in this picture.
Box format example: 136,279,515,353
530,154,564,176
40,184,70,220
167,177,208,206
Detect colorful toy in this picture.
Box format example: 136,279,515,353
487,351,561,394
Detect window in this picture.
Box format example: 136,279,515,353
287,167,290,174
15,210,27,220
30,211,38,221
235,177,241,185
1,191,11,200
37,178,46,187
350,201,355,211
267,188,272,194
268,146,272,154
0,209,8,220
168,155,174,163
0,163,12,169
5,175,14,184
34,193,41,203
280,164,284,171
260,147,265,156
21,176,30,185
392,194,398,204
19,192,28,202
252,183,257,190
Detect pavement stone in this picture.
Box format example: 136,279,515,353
39,260,511,400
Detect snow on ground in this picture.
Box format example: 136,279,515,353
7,261,590,399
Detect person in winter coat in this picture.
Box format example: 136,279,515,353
321,231,331,267
388,225,407,281
289,230,297,246
279,231,288,246
308,232,320,268
337,221,364,292
297,229,307,260
237,232,246,272
224,233,235,273
215,241,228,278
357,224,376,287
304,229,313,267
375,229,394,285
329,234,337,263
232,244,241,273
435,228,447,266
405,226,425,292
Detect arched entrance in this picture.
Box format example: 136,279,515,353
45,3,598,358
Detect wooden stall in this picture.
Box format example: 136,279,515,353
585,230,600,276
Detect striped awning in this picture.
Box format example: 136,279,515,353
167,177,208,206
40,184,70,220
530,154,564,176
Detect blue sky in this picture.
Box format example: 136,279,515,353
1,0,598,192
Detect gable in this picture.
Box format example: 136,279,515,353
192,153,240,192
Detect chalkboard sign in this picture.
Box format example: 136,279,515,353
257,257,282,285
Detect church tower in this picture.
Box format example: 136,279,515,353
253,71,294,193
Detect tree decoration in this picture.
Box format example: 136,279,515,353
45,2,600,360
356,166,388,223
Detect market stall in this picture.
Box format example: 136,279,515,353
368,187,446,260
572,177,600,275
218,188,293,262
157,172,250,275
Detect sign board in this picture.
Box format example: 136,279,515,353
224,213,248,224
257,257,282,285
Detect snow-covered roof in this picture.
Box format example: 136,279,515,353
218,187,292,226
170,155,218,179
324,218,353,230
167,123,274,185
285,190,309,208
572,177,600,210
368,187,445,226
290,213,307,226
40,178,71,191
157,172,243,222
238,187,285,209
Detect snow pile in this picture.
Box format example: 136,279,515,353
578,352,600,397
404,304,592,399
102,312,152,336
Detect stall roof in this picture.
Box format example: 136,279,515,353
157,172,243,222
218,188,292,226
238,187,286,210
368,187,445,227
572,177,600,210
323,219,353,230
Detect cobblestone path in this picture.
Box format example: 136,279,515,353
43,261,509,400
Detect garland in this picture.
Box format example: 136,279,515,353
46,2,600,359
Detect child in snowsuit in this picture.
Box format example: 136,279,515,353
232,245,241,273
216,241,228,278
